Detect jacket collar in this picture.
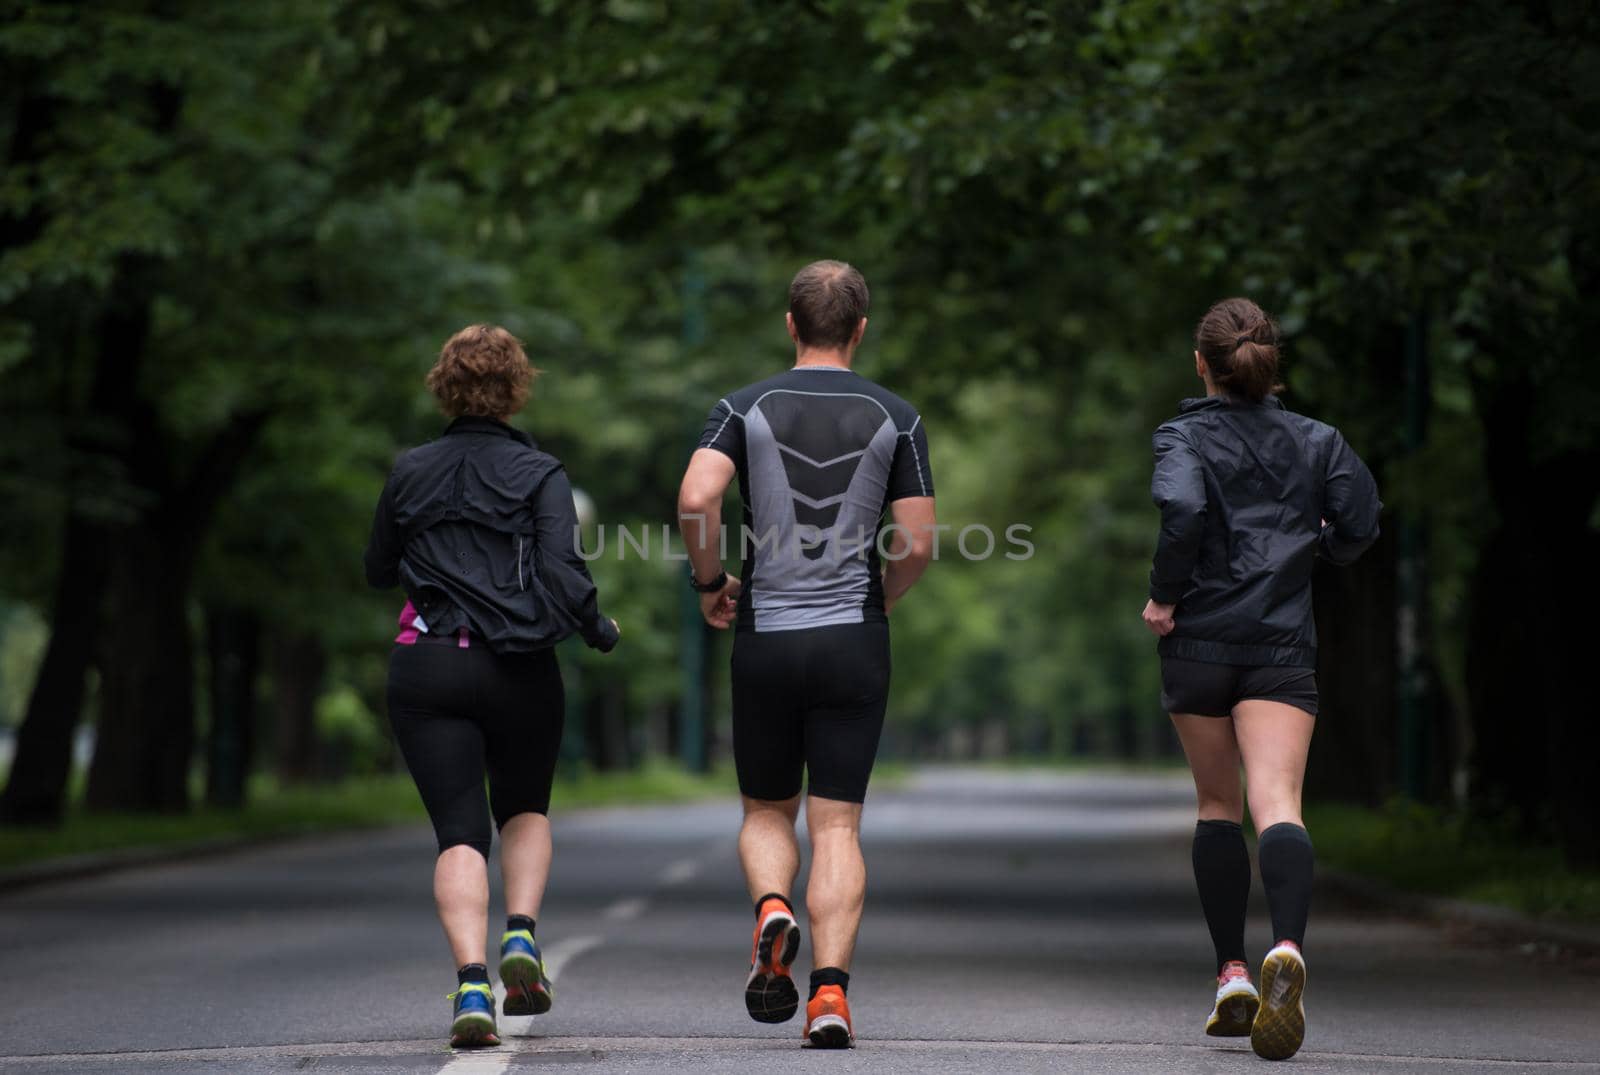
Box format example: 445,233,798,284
444,415,535,447
1178,394,1285,414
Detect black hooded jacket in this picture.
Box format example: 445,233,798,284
364,417,618,654
1149,395,1381,668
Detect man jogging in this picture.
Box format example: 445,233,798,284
677,260,935,1049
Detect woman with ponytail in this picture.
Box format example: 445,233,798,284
1141,298,1381,1060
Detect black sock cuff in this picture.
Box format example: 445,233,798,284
506,914,536,934
809,966,850,997
457,963,489,985
1258,822,1312,849
1195,819,1244,837
753,891,794,916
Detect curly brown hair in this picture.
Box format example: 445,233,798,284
425,324,538,418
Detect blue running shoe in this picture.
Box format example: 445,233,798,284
446,981,499,1047
499,929,554,1016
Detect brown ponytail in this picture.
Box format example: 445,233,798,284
1195,297,1283,403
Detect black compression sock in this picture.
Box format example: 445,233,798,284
809,967,850,999
753,891,794,916
457,963,489,986
1192,819,1251,973
1258,822,1315,949
506,914,536,935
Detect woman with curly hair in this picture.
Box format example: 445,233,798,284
1143,298,1380,1060
365,324,620,1047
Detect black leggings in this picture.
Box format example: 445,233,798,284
386,640,564,858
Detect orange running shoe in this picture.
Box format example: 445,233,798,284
744,895,801,1023
804,984,854,1048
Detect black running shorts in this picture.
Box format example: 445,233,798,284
1160,656,1318,718
731,622,890,803
387,638,564,858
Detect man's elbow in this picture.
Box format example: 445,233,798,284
677,487,718,520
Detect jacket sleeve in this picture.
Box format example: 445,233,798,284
1148,426,1206,605
1318,430,1382,565
532,466,619,653
363,474,402,590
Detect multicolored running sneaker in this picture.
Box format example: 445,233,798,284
499,928,554,1016
744,895,801,1023
803,984,855,1049
446,981,499,1048
1252,940,1308,1060
1206,960,1260,1037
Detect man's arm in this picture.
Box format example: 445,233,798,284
677,447,740,628
883,496,936,614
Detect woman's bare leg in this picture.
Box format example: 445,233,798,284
1170,713,1245,822
500,812,553,920
435,846,489,969
1232,700,1314,830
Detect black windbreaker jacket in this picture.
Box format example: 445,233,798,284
1149,395,1381,668
364,417,618,654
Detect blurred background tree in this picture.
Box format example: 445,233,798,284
2,0,1596,867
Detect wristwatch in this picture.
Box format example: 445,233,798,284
689,568,728,593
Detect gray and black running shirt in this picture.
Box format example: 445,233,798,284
697,365,933,633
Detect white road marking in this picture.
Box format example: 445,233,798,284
602,895,648,921
541,933,604,981
438,1049,513,1074
658,857,699,885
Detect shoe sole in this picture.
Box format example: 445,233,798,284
500,951,553,1016
1251,949,1306,1060
449,1011,500,1048
744,912,801,1024
806,1013,855,1049
1205,990,1260,1037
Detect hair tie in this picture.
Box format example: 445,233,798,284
1233,333,1254,349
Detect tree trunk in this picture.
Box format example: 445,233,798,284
0,516,108,823
583,682,631,771
84,521,198,813
273,632,326,783
205,604,261,808
0,254,152,824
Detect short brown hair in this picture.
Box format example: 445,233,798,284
1195,297,1283,403
425,324,537,418
788,260,869,349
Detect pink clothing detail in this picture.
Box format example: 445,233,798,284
394,599,470,647
395,600,421,645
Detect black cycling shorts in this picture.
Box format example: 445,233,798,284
731,622,890,804
1160,656,1318,718
386,637,564,858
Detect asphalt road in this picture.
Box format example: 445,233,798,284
1,768,1598,1073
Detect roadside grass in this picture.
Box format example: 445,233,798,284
0,761,737,871
1306,801,1600,923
